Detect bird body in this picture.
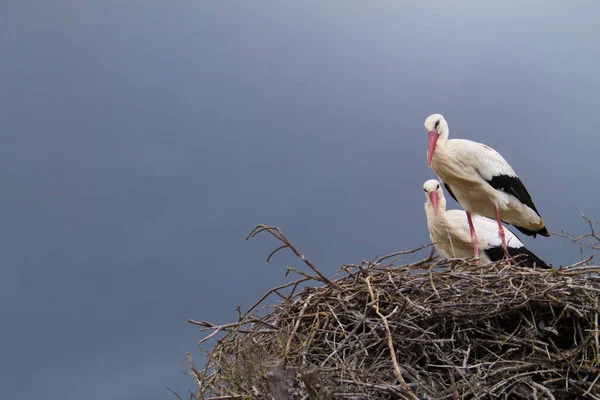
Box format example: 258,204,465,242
430,137,546,236
423,180,549,268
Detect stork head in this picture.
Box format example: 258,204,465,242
424,113,449,166
423,179,446,217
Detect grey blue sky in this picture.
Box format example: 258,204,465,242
1,1,599,399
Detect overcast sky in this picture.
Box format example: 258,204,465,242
1,1,599,399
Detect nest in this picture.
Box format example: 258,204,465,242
187,225,600,400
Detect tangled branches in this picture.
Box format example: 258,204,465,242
187,225,600,400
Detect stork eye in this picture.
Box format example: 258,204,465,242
424,188,427,192
434,120,440,130
436,184,440,189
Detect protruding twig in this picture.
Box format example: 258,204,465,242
555,214,600,251
186,352,201,389
166,386,184,400
247,224,340,289
376,243,435,264
245,277,311,315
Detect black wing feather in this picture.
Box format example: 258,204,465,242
512,225,550,238
485,174,541,216
442,181,458,203
484,246,550,269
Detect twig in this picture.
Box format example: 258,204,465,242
585,373,600,398
284,294,313,357
245,277,311,315
247,225,340,289
186,352,201,389
166,387,184,400
376,243,434,264
556,214,600,251
364,276,418,399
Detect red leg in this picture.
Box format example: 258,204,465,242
466,212,479,265
493,204,510,265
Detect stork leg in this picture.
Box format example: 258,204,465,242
492,204,510,265
465,212,479,265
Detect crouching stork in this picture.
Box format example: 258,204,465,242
423,179,549,268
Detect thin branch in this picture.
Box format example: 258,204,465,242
266,244,289,262
555,214,600,251
364,276,419,399
245,277,311,315
247,224,340,289
375,243,435,264
166,387,184,400
284,294,312,357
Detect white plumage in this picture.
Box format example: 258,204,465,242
423,113,549,262
423,180,549,268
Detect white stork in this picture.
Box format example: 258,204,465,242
424,113,549,263
423,179,549,268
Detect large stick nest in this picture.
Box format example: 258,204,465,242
187,225,600,400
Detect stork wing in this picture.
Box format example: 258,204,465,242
462,141,542,217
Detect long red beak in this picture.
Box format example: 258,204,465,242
429,191,439,216
427,131,438,167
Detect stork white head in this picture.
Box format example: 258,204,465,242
424,114,449,166
423,179,446,216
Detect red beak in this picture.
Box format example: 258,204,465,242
427,131,438,167
429,191,439,216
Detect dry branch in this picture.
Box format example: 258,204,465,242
246,224,340,289
556,214,600,252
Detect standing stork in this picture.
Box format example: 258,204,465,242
424,113,549,263
423,179,549,268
